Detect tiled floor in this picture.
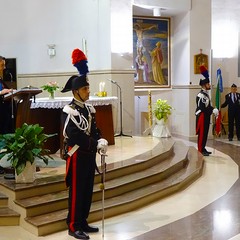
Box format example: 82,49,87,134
0,136,239,240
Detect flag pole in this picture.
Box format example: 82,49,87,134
210,49,216,154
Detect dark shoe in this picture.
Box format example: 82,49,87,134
68,230,89,239
81,225,99,233
204,149,212,154
201,151,209,156
229,138,233,141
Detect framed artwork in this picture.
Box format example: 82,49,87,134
133,16,171,89
194,53,208,74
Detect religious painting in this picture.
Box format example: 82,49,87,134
194,53,209,74
133,16,171,90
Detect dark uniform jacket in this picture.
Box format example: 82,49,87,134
195,89,214,153
195,89,213,132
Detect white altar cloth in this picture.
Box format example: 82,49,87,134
31,96,118,109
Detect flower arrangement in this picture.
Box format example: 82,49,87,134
153,99,173,122
41,81,59,98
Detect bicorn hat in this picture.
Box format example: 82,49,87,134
61,75,89,93
199,78,210,86
199,65,210,86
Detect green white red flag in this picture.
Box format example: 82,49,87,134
215,68,223,136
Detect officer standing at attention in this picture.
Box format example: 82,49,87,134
195,78,218,156
221,83,240,141
62,49,108,240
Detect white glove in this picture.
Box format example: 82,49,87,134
213,108,219,117
97,138,108,154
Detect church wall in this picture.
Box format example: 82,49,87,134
0,0,135,135
0,0,112,73
1,0,240,138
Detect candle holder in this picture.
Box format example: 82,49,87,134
98,91,107,97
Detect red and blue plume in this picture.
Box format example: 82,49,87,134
71,48,89,76
199,65,209,79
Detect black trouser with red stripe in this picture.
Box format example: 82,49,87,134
196,112,211,152
66,150,96,232
228,108,240,139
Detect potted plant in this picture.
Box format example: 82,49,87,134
152,99,173,137
0,123,56,183
153,99,173,123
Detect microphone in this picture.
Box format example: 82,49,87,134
108,79,117,84
9,72,13,82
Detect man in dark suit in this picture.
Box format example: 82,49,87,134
221,84,240,141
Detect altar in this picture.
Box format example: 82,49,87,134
29,96,117,154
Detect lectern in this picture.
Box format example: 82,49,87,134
4,88,42,128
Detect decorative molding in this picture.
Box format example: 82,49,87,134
172,84,200,89
18,69,135,79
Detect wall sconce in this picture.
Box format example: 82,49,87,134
153,8,161,17
47,44,56,57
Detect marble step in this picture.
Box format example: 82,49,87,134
0,140,175,202
0,207,20,226
14,141,186,218
92,141,189,201
94,138,175,183
0,192,8,207
25,146,203,236
0,174,66,200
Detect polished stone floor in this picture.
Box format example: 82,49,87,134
0,136,240,240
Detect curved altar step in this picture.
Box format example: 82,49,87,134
0,139,204,236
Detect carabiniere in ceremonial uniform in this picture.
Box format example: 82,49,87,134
195,78,218,156
62,74,108,240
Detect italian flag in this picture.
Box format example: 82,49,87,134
215,68,223,136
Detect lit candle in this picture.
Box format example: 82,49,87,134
99,82,103,92
102,82,105,92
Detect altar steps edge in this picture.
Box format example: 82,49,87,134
0,140,204,237
14,141,186,218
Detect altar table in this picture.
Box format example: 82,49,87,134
29,96,117,154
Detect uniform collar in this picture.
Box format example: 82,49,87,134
201,89,209,94
73,98,85,108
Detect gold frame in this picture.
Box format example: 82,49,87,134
133,16,171,90
194,53,209,74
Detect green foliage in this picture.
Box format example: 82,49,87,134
153,99,173,122
0,123,56,175
41,81,59,94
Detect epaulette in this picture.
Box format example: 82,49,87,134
197,92,204,98
63,104,79,116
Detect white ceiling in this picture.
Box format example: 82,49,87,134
133,0,239,18
132,0,192,17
